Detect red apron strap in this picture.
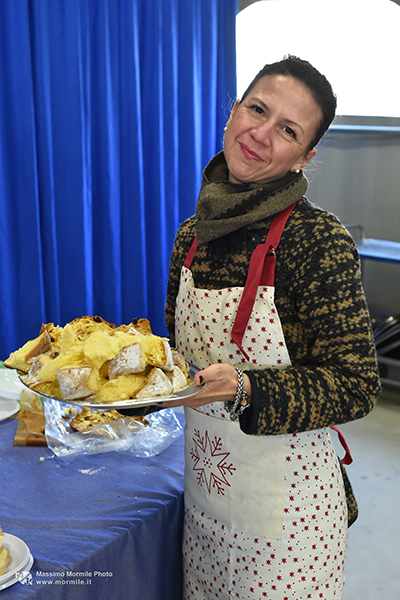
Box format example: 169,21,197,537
231,202,297,359
183,237,198,269
330,426,353,465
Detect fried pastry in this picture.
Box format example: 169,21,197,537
69,315,115,341
108,341,146,379
95,373,149,402
3,330,54,372
135,367,173,399
57,365,102,400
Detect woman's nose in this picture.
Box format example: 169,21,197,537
251,120,273,145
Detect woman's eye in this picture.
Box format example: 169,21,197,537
284,126,296,138
251,105,264,115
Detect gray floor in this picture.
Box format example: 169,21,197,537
334,384,400,599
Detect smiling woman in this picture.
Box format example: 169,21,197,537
223,75,321,184
165,55,381,600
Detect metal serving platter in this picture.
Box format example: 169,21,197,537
18,365,205,410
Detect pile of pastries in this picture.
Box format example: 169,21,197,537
4,316,191,403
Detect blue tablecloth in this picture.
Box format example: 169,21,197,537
0,411,185,599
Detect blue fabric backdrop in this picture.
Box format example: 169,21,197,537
0,0,238,359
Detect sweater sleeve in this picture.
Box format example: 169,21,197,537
240,211,381,436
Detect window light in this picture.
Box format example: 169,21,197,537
236,0,400,117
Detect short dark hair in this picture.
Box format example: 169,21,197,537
240,55,337,151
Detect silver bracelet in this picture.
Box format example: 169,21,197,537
224,369,251,420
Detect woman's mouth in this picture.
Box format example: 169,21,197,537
239,143,263,162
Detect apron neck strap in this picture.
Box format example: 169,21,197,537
184,238,198,269
231,202,297,360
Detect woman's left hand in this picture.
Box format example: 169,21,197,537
158,363,250,409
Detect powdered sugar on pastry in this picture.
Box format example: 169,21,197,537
136,368,173,399
108,342,146,379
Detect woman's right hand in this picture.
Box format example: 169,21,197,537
159,363,252,409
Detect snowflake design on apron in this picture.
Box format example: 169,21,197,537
190,428,236,495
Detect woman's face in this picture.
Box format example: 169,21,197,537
223,75,322,185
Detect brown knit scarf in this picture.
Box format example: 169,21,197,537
195,151,308,244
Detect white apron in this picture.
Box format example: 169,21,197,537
175,205,348,600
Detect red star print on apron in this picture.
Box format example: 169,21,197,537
175,204,348,599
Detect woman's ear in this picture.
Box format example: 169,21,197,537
225,99,240,128
293,147,317,172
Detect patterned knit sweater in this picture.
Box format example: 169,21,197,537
165,180,381,439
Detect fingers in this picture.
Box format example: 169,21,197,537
194,363,232,384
